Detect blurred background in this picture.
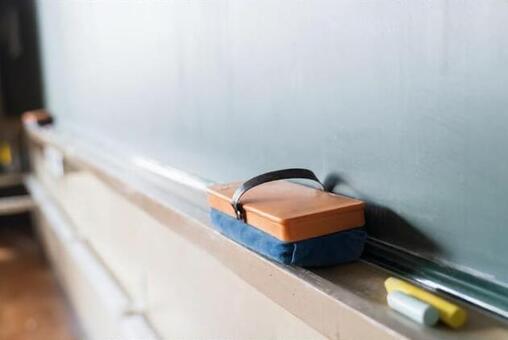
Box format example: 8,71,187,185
0,1,79,339
0,0,42,173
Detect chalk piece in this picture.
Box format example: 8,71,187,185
385,277,467,328
387,291,439,326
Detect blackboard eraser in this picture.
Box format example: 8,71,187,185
22,110,54,127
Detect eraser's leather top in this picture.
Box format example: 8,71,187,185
208,180,365,242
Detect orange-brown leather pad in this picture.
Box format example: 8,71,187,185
208,180,365,242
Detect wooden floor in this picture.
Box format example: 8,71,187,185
0,215,81,340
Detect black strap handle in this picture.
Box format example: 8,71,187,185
231,168,325,221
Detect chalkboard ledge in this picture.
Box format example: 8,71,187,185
26,125,508,339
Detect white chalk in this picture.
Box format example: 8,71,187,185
387,291,439,326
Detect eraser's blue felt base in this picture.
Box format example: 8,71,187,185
210,209,367,267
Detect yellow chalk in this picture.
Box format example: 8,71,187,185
385,277,467,328
0,142,12,166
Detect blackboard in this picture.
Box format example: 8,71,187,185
36,0,508,310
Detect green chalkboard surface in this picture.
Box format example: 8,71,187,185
36,1,508,315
